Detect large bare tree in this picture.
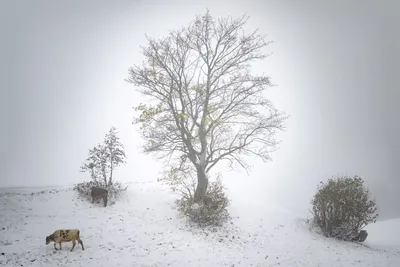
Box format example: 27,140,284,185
126,11,287,202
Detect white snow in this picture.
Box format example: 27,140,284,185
0,181,399,267
365,218,400,249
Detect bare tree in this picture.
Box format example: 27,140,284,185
126,11,287,202
81,127,127,187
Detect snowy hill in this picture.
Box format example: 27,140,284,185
365,218,400,250
0,181,399,267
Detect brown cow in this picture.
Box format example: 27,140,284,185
45,229,84,251
91,187,108,207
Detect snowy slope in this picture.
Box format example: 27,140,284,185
365,218,400,250
0,181,399,267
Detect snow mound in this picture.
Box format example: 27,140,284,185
365,218,400,249
0,181,399,267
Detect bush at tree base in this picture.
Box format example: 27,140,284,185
175,176,231,228
311,175,378,241
158,166,231,228
73,180,128,206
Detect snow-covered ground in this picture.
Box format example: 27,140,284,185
365,217,400,250
0,181,399,267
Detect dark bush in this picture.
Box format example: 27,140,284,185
176,176,230,227
74,181,96,202
158,165,231,227
311,175,378,241
73,180,128,206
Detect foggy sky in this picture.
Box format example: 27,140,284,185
1,0,399,219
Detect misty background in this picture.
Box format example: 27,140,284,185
1,0,399,219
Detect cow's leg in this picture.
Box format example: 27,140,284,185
78,238,85,250
70,240,76,251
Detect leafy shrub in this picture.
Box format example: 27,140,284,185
159,166,230,227
178,176,230,227
311,175,378,241
73,180,128,206
74,181,96,202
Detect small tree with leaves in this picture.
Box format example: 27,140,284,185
126,10,287,205
311,175,378,241
77,127,127,204
81,127,127,187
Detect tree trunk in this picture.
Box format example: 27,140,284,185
108,166,113,186
193,165,208,203
108,152,113,186
101,166,107,187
